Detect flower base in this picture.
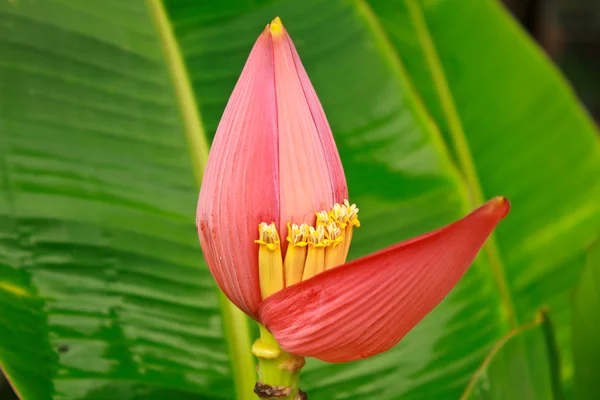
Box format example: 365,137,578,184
252,324,306,399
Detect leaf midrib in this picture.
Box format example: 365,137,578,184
146,1,256,400
403,0,517,328
358,0,517,328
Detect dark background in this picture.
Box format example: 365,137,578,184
0,0,598,399
505,0,600,124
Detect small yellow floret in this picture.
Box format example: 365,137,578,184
330,203,348,229
255,222,284,298
316,210,331,227
255,222,280,251
302,225,328,280
287,223,309,246
307,225,327,247
324,221,342,246
344,200,360,227
324,221,344,270
284,223,309,286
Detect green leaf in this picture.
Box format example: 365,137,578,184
0,0,251,398
461,311,563,400
344,0,600,395
573,240,600,399
1,0,600,399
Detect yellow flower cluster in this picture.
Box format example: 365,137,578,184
255,200,359,299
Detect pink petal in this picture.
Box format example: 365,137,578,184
197,29,279,318
259,197,510,362
271,22,342,238
286,30,348,204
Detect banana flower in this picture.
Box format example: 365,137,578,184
197,17,509,398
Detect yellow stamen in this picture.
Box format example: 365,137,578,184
284,223,309,286
330,203,348,229
341,201,360,260
344,200,361,228
324,221,342,242
255,200,360,290
315,210,330,227
255,222,284,298
302,225,327,280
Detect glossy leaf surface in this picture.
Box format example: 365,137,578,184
1,0,599,399
0,1,234,399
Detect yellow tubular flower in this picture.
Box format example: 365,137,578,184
284,223,309,286
302,225,327,280
255,222,284,298
324,221,344,270
342,200,360,261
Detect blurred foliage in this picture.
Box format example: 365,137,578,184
1,0,599,399
572,241,600,399
503,0,600,123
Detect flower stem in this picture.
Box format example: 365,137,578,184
252,324,306,399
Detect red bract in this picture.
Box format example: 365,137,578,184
197,18,346,318
196,18,510,362
259,198,509,362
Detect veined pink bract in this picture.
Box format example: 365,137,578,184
196,17,510,363
197,17,346,319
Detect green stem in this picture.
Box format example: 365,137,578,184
252,324,305,399
146,2,257,398
218,293,257,400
